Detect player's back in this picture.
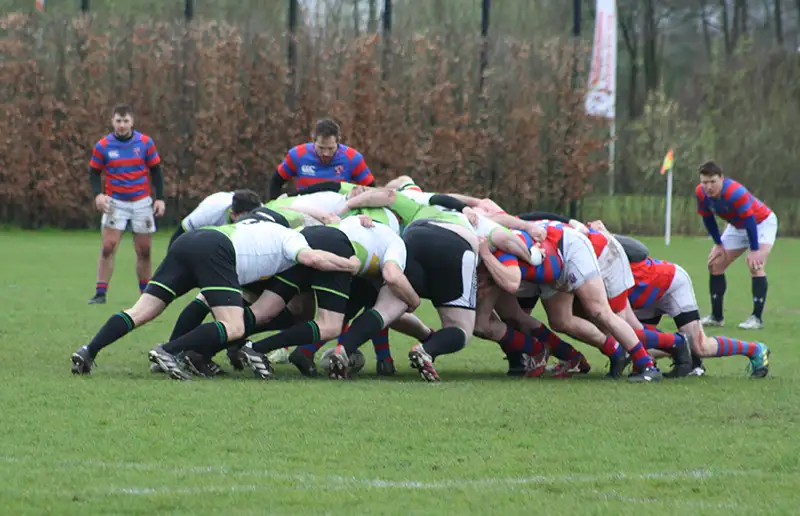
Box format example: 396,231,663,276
182,191,234,231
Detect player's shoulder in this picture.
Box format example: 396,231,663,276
96,133,114,148
288,143,312,158
133,130,150,143
694,183,706,197
339,144,362,161
203,191,235,204
723,177,745,190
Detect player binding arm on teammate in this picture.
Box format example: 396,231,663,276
167,190,262,248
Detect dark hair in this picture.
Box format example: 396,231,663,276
698,160,724,177
313,118,341,140
231,189,262,214
111,104,134,118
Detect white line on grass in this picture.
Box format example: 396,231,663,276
0,455,762,494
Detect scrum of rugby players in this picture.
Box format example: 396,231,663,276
75,174,770,383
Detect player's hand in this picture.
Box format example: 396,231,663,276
348,256,362,275
477,236,491,256
153,200,166,217
357,214,374,228
477,198,504,215
746,249,765,272
318,213,341,225
586,220,606,233
525,222,547,243
94,194,112,213
463,207,479,227
707,244,725,267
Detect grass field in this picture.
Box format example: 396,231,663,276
1,229,798,515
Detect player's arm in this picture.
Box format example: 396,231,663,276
726,183,760,251
342,188,396,212
428,194,469,212
484,213,548,242
444,193,482,206
380,241,420,309
489,228,534,264
382,262,420,310
517,211,570,223
479,242,522,294
349,151,376,186
297,249,360,273
89,141,109,212
143,137,164,215
696,186,722,245
284,204,340,225
269,150,299,200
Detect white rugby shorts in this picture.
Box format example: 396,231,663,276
721,212,777,250
101,197,156,234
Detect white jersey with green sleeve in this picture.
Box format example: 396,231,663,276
210,218,311,285
399,189,434,206
347,207,401,235
335,216,407,276
181,192,233,231
290,191,348,214
409,205,473,231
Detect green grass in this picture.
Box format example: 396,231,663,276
1,230,798,515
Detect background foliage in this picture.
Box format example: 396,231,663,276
1,0,799,234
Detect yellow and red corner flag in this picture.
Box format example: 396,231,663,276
36,0,45,12
660,149,674,175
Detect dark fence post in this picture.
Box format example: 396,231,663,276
287,0,298,110
185,0,194,20
381,0,391,80
568,0,581,220
479,0,490,95
81,0,89,12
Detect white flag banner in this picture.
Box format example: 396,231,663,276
585,0,617,119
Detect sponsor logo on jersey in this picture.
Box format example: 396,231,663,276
301,165,316,175
108,150,120,159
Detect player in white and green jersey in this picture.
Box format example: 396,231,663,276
240,214,420,379
168,190,262,248
71,214,359,378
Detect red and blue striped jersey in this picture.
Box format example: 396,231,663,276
276,143,374,190
492,226,564,284
627,257,676,310
695,178,772,228
543,221,609,259
90,131,160,202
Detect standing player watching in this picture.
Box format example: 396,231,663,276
88,104,165,305
266,118,375,200
696,161,777,330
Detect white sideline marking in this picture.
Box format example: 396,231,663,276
0,455,760,494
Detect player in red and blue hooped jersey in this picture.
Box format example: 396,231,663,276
492,227,564,286
88,104,165,305
696,161,777,330
268,118,375,199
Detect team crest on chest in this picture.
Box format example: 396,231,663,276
134,147,141,155
334,165,344,176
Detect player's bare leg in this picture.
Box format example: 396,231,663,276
702,246,745,326
390,313,433,342
544,281,661,382
679,320,770,378
90,227,122,304
132,232,153,294
72,293,167,374
739,242,772,330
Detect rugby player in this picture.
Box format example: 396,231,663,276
267,118,375,199
71,216,358,376
696,161,776,329
88,104,164,304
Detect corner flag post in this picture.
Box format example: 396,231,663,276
661,149,675,246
